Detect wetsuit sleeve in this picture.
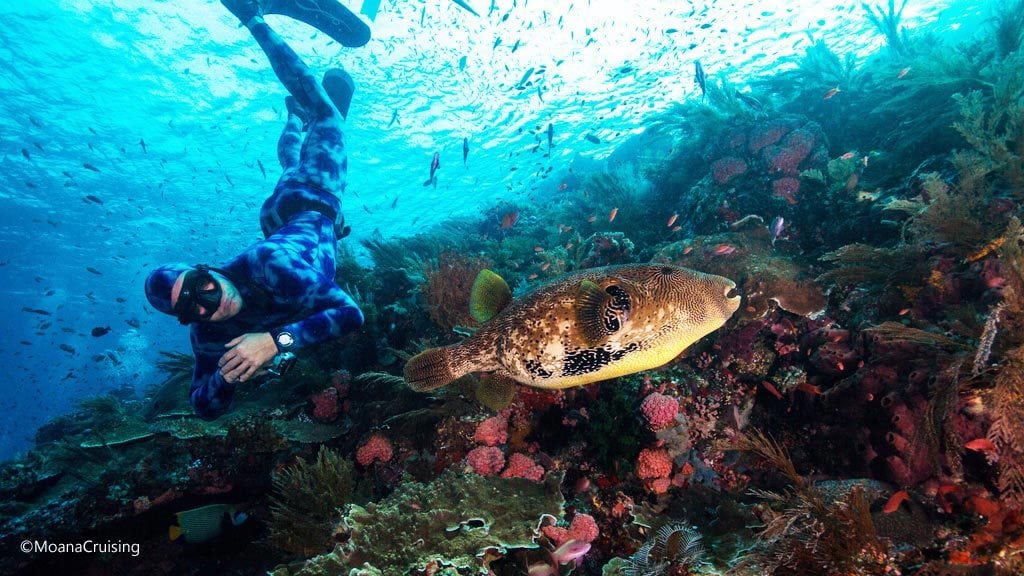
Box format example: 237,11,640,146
188,328,236,420
268,275,365,350
256,245,364,350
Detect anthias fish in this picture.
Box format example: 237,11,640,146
694,60,707,98
405,264,740,404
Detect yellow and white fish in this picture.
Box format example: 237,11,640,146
404,264,740,406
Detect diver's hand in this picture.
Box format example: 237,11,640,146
219,332,277,383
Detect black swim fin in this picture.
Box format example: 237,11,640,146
261,0,371,48
322,68,355,119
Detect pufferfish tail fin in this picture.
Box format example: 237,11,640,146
405,346,464,392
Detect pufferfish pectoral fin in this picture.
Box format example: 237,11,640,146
470,269,512,323
475,370,517,411
575,279,631,347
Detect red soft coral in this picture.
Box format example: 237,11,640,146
356,433,393,466
711,156,748,184
309,387,339,422
636,448,673,479
772,177,800,205
567,513,599,543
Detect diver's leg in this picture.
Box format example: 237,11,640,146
295,114,347,193
277,97,304,169
242,16,338,119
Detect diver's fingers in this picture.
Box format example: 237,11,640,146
218,348,238,368
221,354,244,374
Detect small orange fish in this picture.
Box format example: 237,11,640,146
883,489,909,514
898,308,911,316
682,244,693,254
823,86,841,100
666,213,678,227
559,182,568,191
534,246,544,252
840,151,856,160
608,207,618,222
964,438,997,453
797,382,822,395
540,262,551,272
528,273,538,280
587,215,597,223
500,210,519,229
671,225,682,233
711,243,736,256
897,67,911,79
845,173,859,192
565,242,573,250
761,381,783,400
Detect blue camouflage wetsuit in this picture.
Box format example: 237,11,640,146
189,15,363,419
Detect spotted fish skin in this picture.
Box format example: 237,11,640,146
405,264,740,392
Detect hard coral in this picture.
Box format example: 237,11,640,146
331,470,564,574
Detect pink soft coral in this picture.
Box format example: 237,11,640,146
473,414,509,446
501,452,545,481
542,513,600,547
466,446,505,476
640,392,679,431
356,433,393,466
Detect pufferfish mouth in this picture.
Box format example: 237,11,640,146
726,283,741,301
723,281,742,313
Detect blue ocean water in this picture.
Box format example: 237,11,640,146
0,0,984,460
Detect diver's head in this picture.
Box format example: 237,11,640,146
145,264,241,324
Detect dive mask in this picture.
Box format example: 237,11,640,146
173,265,223,324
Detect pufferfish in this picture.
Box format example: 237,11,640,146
404,264,741,407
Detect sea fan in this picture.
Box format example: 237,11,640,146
623,523,706,576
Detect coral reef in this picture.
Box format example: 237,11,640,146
8,7,1024,575
268,446,355,556
285,470,564,574
654,219,826,318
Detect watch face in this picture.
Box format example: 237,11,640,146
277,332,294,347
